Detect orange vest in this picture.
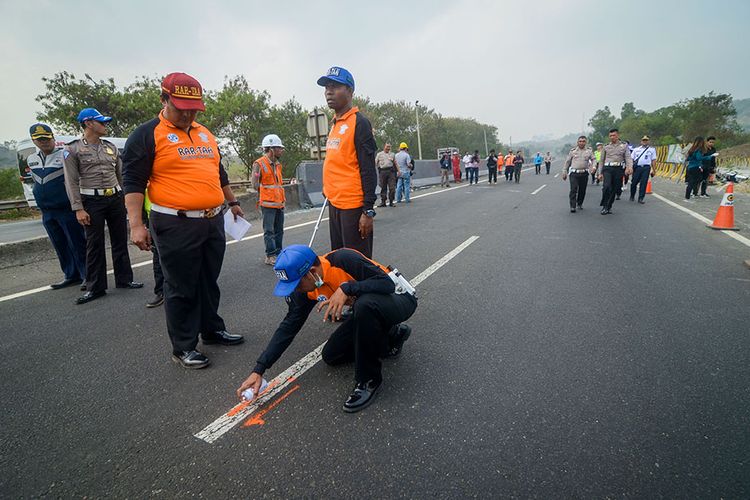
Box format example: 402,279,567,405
148,112,224,211
323,107,363,209
256,155,285,209
504,154,515,167
306,250,389,302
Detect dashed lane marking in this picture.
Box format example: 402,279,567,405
531,184,547,195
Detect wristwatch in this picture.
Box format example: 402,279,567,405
363,209,376,218
228,201,241,207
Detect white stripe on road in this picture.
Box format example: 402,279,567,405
652,193,750,248
194,235,480,444
554,173,559,178
531,184,547,195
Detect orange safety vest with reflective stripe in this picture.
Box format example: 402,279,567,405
306,250,390,302
256,155,285,209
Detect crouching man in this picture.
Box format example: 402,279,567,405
237,245,417,412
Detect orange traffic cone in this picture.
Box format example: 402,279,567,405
645,178,653,194
708,182,739,231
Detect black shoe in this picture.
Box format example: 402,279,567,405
50,278,81,290
343,379,382,413
172,350,210,369
377,202,386,208
615,195,621,200
116,281,144,289
389,202,395,207
385,324,412,358
75,290,106,305
629,197,635,202
80,283,87,291
201,330,244,346
638,199,645,204
146,294,164,308
570,208,576,213
600,208,608,215
577,205,583,210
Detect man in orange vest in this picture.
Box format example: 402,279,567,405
252,134,286,265
237,244,417,412
317,66,378,258
503,151,516,182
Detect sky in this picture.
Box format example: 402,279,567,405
1,0,749,143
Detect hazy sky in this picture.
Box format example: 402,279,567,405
1,0,748,143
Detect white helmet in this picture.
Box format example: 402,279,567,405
261,134,284,148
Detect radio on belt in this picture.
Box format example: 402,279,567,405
386,266,416,297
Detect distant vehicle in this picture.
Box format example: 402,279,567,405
16,136,127,207
437,147,459,158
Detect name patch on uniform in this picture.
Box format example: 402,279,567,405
167,133,179,143
326,138,341,150
176,146,215,160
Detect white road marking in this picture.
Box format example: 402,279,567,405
652,193,750,248
194,235,480,444
554,173,559,178
531,185,547,195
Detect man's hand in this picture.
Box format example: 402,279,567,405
76,209,90,226
317,287,349,322
597,173,604,181
236,372,264,401
230,204,244,221
130,224,151,251
358,213,373,239
625,167,633,176
561,173,567,181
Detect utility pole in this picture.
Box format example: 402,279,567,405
415,100,423,160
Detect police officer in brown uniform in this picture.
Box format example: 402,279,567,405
64,108,142,304
598,128,633,215
562,136,596,213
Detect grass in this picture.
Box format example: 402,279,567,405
0,207,37,221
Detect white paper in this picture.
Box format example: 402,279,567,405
223,212,251,241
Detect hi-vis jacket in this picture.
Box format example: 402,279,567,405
253,248,392,375
255,155,285,209
26,147,72,211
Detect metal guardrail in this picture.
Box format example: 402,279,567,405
0,200,29,211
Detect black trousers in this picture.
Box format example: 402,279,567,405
514,165,522,183
487,167,497,183
568,173,589,208
322,293,417,383
82,193,133,293
378,169,397,204
151,229,164,296
545,161,551,174
685,169,702,199
700,167,712,195
630,165,651,201
600,166,624,210
150,211,227,353
328,204,372,258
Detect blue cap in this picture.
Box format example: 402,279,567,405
29,123,53,139
273,245,318,297
316,66,355,91
77,108,112,124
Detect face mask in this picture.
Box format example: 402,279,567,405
311,272,324,288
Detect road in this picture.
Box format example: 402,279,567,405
0,218,44,244
1,168,748,498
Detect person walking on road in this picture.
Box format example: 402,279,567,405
395,142,413,204
462,152,471,182
513,150,524,183
683,136,717,201
252,134,286,265
533,152,543,175
486,149,498,184
700,136,717,198
592,143,603,184
122,72,245,369
318,67,378,258
562,136,596,212
236,245,417,413
544,151,552,175
439,152,451,187
598,128,633,215
503,150,515,182
64,108,142,305
451,151,461,183
468,150,480,185
26,123,87,290
375,143,397,206
629,135,657,204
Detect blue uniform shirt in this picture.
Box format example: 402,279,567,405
27,147,72,211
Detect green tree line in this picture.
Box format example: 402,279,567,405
587,92,749,148
35,72,501,179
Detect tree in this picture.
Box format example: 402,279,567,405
36,72,162,136
588,106,618,145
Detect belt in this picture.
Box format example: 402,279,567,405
150,202,223,219
604,162,623,167
80,186,121,196
569,169,588,173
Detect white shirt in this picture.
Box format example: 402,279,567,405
631,145,657,166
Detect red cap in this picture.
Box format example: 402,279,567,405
161,72,205,111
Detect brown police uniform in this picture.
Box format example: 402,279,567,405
599,141,633,212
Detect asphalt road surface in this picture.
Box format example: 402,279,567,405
0,218,44,244
1,168,748,498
